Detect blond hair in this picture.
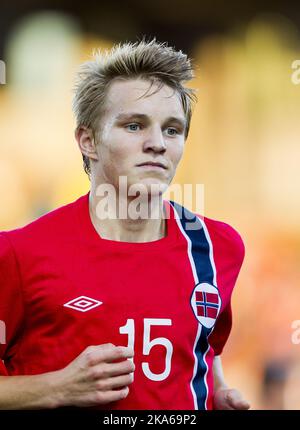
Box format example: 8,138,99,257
73,38,196,176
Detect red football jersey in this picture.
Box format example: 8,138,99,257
0,193,245,409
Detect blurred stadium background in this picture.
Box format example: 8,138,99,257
1,0,300,409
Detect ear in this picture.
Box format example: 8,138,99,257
75,126,99,161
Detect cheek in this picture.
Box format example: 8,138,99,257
103,142,133,174
105,129,136,164
109,134,140,164
100,134,124,163
99,125,128,165
110,145,132,165
169,142,184,166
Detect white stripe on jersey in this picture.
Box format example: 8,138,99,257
169,201,218,410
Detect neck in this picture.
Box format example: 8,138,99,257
89,183,166,243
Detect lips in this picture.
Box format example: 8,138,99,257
137,162,167,169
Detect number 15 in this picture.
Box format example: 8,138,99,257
119,318,173,382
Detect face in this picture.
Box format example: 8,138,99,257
91,78,186,195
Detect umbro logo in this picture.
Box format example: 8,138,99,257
63,296,103,312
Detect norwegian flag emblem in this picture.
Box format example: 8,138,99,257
191,283,221,328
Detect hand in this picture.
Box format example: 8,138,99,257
53,343,135,408
213,387,250,410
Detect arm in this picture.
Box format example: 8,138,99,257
0,235,135,409
0,344,134,409
213,355,250,410
0,372,62,409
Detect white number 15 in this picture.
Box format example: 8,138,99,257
119,318,173,381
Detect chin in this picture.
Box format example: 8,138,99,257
128,178,168,197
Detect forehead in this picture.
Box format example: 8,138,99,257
103,78,185,119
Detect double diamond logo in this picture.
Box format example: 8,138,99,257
63,296,102,312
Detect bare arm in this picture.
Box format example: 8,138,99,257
0,344,134,410
213,355,228,390
213,355,250,410
0,372,63,409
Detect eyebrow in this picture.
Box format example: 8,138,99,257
115,113,187,129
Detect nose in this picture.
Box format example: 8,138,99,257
143,125,166,153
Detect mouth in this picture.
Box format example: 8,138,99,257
137,162,167,170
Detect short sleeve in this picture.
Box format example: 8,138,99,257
0,232,25,375
205,220,246,356
209,302,232,355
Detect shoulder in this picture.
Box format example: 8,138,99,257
0,193,87,249
168,200,245,267
0,231,14,260
168,200,245,264
200,214,245,266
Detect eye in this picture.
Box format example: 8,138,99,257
125,123,141,132
166,127,179,136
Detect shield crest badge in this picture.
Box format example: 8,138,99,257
191,282,222,329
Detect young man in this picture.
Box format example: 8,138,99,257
0,39,250,410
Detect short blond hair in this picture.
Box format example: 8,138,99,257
73,38,196,177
